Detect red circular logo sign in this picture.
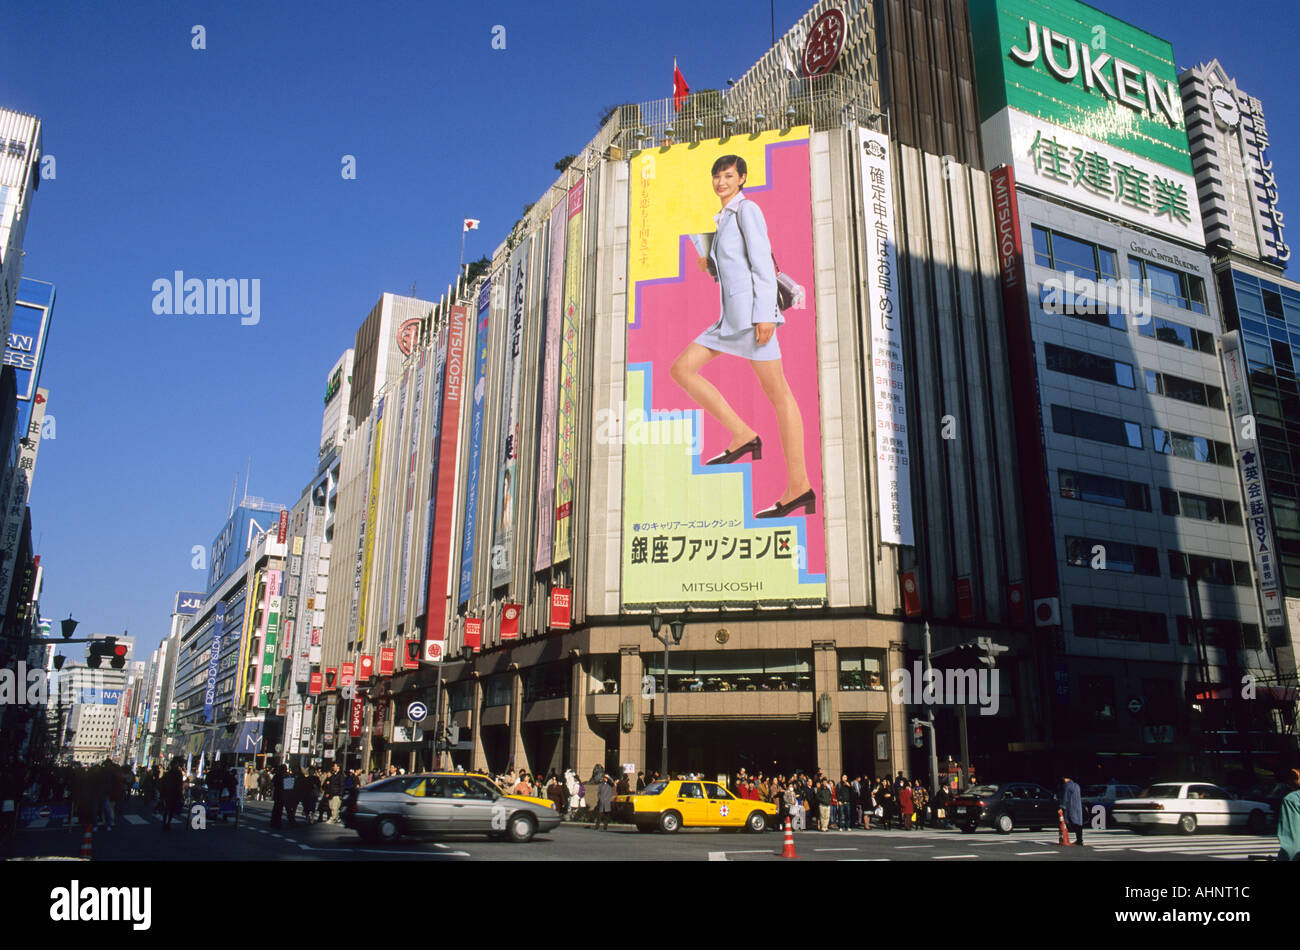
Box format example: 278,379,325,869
1035,602,1053,622
505,606,519,620
904,577,916,594
802,9,847,78
397,318,423,357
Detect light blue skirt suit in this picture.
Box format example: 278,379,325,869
695,192,783,361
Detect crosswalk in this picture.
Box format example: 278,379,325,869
868,827,1277,860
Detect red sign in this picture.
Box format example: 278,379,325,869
397,318,422,357
403,639,420,670
464,617,483,652
276,698,287,716
324,667,338,690
277,509,288,545
423,305,469,657
379,647,396,677
1008,583,1026,625
372,696,388,737
901,571,921,617
341,662,355,686
309,671,323,695
549,588,571,630
500,603,522,640
802,9,847,78
956,577,974,621
358,655,374,681
349,695,364,738
423,639,445,663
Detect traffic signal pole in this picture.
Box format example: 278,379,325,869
922,623,940,796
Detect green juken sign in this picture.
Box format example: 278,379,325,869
970,0,1191,174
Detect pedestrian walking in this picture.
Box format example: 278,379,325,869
899,782,914,830
1277,769,1300,861
595,775,614,830
816,780,832,831
1060,774,1084,846
159,759,183,832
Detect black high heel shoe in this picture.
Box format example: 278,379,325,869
755,489,816,518
705,437,762,465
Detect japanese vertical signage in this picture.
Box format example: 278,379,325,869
1221,331,1284,628
1237,94,1288,263
493,236,531,587
378,371,407,635
622,130,826,606
350,695,364,738
203,608,224,723
277,509,288,544
554,179,585,566
258,570,281,708
349,415,374,641
535,197,567,570
379,646,395,676
423,305,468,645
459,281,492,605
549,588,571,631
0,388,46,608
357,396,385,646
399,349,426,616
859,129,914,546
419,322,449,615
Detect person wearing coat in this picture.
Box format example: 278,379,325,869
1060,775,1084,846
899,783,914,831
158,759,183,832
1277,768,1300,861
595,775,615,831
668,153,814,519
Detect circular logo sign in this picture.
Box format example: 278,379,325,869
802,9,848,78
504,605,519,621
425,639,444,663
360,656,373,673
396,318,423,357
1127,696,1144,715
719,805,729,817
903,577,916,595
407,701,428,723
1035,602,1054,622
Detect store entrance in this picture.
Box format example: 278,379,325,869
643,720,815,781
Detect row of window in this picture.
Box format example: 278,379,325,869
1051,404,1233,465
1041,284,1217,356
1064,536,1251,587
1033,226,1208,314
1059,469,1242,525
1072,604,1262,648
1043,342,1225,409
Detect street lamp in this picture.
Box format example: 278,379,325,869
649,607,686,778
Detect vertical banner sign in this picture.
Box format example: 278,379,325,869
379,646,395,676
358,655,373,681
399,350,427,617
500,603,521,641
341,661,355,686
1222,331,1285,628
536,197,567,570
309,671,322,695
622,130,826,606
419,323,449,615
549,587,571,630
493,237,531,587
989,164,1059,606
350,416,374,641
203,608,224,723
349,695,364,739
324,703,337,737
464,617,483,651
554,179,585,566
277,510,288,545
459,281,493,604
859,129,915,546
288,706,302,755
259,570,282,708
372,697,388,739
404,638,420,670
0,389,47,606
379,371,408,635
423,305,468,646
357,396,386,646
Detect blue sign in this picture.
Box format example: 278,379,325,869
208,500,283,595
407,701,428,723
458,281,492,605
174,591,204,615
78,688,123,705
203,608,224,723
7,278,53,403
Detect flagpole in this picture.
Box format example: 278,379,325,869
459,218,467,279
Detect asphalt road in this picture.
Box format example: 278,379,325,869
2,798,1283,862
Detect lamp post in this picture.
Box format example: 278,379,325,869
649,607,686,779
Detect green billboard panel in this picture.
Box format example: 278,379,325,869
970,0,1191,174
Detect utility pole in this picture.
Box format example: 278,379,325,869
922,622,940,795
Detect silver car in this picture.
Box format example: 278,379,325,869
344,772,561,844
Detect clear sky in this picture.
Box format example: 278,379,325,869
2,0,1296,660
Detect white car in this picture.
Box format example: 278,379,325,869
1111,782,1273,835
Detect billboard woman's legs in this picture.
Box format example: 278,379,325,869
750,358,811,506
670,342,757,451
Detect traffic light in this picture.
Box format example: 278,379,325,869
912,724,925,748
933,638,1010,671
87,637,128,670
973,637,1009,669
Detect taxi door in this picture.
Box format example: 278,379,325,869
673,782,709,826
704,782,743,827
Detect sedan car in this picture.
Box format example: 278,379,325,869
344,771,560,844
1081,783,1143,826
949,782,1061,834
1111,783,1273,835
612,779,776,833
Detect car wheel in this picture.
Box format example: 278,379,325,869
1248,810,1269,835
959,823,976,834
746,811,767,833
1178,814,1197,835
635,822,656,833
375,815,401,845
507,813,536,843
995,813,1014,834
659,810,682,833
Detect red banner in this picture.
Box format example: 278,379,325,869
324,667,338,690
549,588,571,630
464,617,483,652
423,304,469,653
403,639,420,670
901,571,921,617
372,697,388,737
349,695,364,738
379,647,395,677
341,662,355,686
309,671,322,695
358,654,374,681
500,603,522,640
277,509,288,544
956,577,974,621
1008,583,1026,626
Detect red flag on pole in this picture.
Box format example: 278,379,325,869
673,58,690,112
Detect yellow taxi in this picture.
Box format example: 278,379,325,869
612,778,776,833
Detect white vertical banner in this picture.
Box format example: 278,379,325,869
858,129,914,546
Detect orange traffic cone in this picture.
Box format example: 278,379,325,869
780,817,798,859
79,825,93,860
1056,809,1073,847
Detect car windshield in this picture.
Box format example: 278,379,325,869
967,785,999,797
641,781,669,795
1139,785,1184,798
1082,786,1108,797
361,779,403,794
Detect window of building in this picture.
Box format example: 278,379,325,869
1058,469,1150,511
522,662,570,702
838,649,886,691
1037,284,1127,331
449,684,474,712
643,650,814,693
1151,428,1231,466
1071,605,1167,643
1128,258,1208,314
1052,405,1142,448
1065,536,1160,575
483,674,512,708
1167,551,1252,587
1032,226,1119,281
588,656,620,695
1079,675,1118,728
1045,343,1135,388
1175,616,1262,649
1144,370,1224,409
1159,487,1243,525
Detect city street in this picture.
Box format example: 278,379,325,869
1,799,1281,862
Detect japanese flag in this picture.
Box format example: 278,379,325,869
463,218,480,232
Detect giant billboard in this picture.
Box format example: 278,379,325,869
534,198,567,571
458,281,492,604
492,236,530,587
553,179,585,566
622,128,826,607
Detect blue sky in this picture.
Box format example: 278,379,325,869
2,0,1296,659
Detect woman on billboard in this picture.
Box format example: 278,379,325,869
668,154,813,518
